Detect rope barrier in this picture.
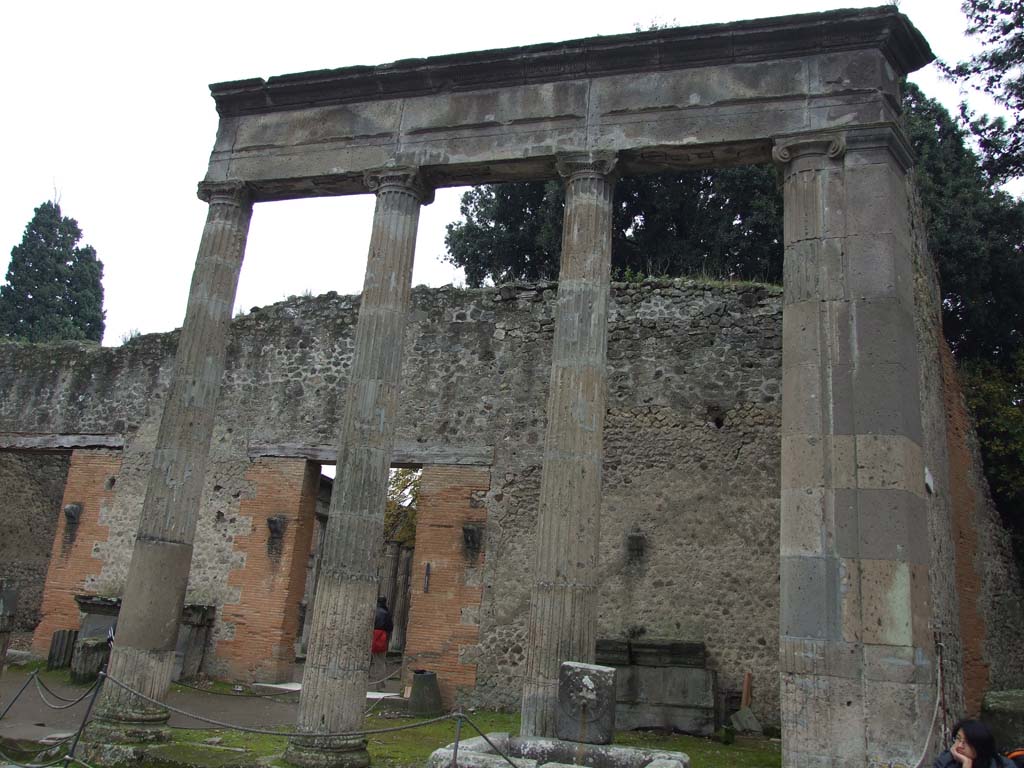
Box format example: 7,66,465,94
460,714,521,768
0,746,67,768
101,671,454,739
33,677,92,705
172,680,298,700
0,670,36,722
32,678,99,711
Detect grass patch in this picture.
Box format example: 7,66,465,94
169,728,288,758
615,730,781,768
127,712,781,768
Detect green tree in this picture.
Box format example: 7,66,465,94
943,0,1024,183
902,83,1024,363
444,165,783,287
0,201,105,343
384,468,421,545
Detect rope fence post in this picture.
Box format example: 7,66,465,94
451,710,463,768
0,669,37,721
63,672,105,768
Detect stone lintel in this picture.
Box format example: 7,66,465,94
0,433,124,452
247,441,494,467
210,8,931,117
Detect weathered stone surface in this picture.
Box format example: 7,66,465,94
286,168,428,768
522,153,616,737
982,690,1024,748
0,453,68,634
204,9,930,199
94,181,253,730
554,661,617,744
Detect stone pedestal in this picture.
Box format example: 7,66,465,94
774,128,935,767
91,181,252,732
555,661,616,745
285,169,430,768
520,152,616,737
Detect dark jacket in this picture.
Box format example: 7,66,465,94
933,750,1017,768
374,605,393,634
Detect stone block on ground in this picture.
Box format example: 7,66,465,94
555,661,617,744
71,636,109,684
730,706,763,734
982,690,1024,747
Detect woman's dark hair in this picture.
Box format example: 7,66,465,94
954,719,998,767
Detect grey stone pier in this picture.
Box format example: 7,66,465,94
91,181,253,734
285,168,430,768
520,152,617,738
775,127,935,767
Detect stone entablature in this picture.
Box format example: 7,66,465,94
203,8,931,201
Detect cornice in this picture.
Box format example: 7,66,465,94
210,7,933,118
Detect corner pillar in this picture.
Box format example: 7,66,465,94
774,127,935,767
91,181,252,735
285,168,431,768
520,151,617,737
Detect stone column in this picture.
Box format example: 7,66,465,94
520,152,617,738
774,127,935,767
389,546,413,652
92,181,252,734
285,168,430,768
379,540,401,612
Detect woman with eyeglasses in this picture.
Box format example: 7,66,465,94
933,720,1016,768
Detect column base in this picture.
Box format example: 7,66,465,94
79,717,170,767
283,737,370,768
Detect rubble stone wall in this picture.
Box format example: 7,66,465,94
1,272,1020,722
0,452,70,633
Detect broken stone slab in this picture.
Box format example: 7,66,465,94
555,661,617,745
433,732,690,768
730,706,763,735
427,748,537,768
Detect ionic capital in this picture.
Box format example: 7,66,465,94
196,180,252,207
364,167,434,205
772,133,847,169
555,151,619,183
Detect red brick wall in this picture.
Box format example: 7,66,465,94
214,458,318,681
941,343,990,716
404,465,490,708
32,449,122,656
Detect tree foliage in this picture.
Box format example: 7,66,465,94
384,468,420,545
903,83,1024,363
444,165,783,286
0,201,105,343
943,0,1024,183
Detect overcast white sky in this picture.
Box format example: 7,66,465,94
0,0,1009,345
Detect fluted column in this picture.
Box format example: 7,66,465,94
389,546,413,652
379,541,401,612
775,127,935,767
285,168,430,768
92,181,252,733
520,152,617,738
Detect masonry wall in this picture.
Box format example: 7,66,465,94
1,274,1020,720
0,451,70,635
31,449,122,656
404,465,490,707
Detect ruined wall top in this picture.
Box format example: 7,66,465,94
202,7,933,201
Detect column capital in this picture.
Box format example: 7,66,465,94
196,180,252,207
772,133,847,167
844,124,916,173
555,151,618,183
364,167,434,205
